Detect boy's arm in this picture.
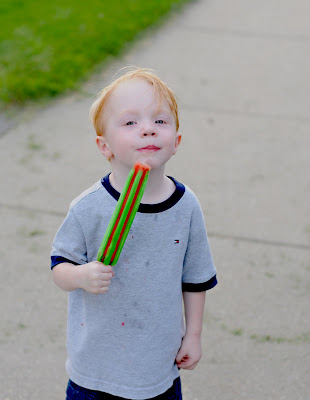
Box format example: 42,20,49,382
176,291,206,370
52,261,113,294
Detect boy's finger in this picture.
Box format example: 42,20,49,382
187,361,198,370
101,272,113,281
175,349,187,363
99,264,114,274
178,360,196,370
100,279,111,287
176,354,189,363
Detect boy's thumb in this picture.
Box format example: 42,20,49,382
175,348,185,364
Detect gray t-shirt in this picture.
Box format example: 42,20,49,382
51,175,217,399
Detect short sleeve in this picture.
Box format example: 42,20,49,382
50,209,87,269
182,198,216,286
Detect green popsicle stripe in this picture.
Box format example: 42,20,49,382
104,170,142,265
110,170,149,265
96,167,135,263
97,162,150,265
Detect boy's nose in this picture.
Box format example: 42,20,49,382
143,131,156,136
141,122,156,137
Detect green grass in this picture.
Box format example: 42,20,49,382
250,333,310,344
0,0,190,106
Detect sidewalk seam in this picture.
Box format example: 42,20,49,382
2,202,309,251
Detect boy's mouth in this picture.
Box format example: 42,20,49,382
138,145,160,152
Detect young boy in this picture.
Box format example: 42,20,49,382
51,68,217,400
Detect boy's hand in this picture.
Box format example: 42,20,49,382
79,261,114,295
175,333,202,370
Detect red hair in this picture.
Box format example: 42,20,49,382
89,67,179,136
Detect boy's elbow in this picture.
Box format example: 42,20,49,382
51,263,62,286
51,262,81,292
51,263,70,290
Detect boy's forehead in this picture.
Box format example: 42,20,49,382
110,78,153,100
107,78,169,112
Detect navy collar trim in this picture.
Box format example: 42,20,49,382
101,173,185,214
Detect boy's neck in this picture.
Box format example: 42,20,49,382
109,165,176,204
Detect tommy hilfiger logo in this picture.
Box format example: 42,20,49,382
174,240,180,244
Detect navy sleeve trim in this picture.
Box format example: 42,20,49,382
51,256,80,270
182,275,218,292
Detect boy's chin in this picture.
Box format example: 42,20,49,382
135,155,169,170
135,159,162,171
137,156,152,166
113,156,166,171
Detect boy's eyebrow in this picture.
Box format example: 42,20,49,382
118,109,138,116
118,107,172,117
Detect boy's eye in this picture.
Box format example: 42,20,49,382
155,120,165,124
126,121,136,125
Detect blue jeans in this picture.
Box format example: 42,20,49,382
66,377,182,400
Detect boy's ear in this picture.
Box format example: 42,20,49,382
96,136,113,160
173,133,182,155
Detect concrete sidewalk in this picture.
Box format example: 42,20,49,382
1,0,309,399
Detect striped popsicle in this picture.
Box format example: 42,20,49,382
97,162,151,266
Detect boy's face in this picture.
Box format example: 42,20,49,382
96,78,181,172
